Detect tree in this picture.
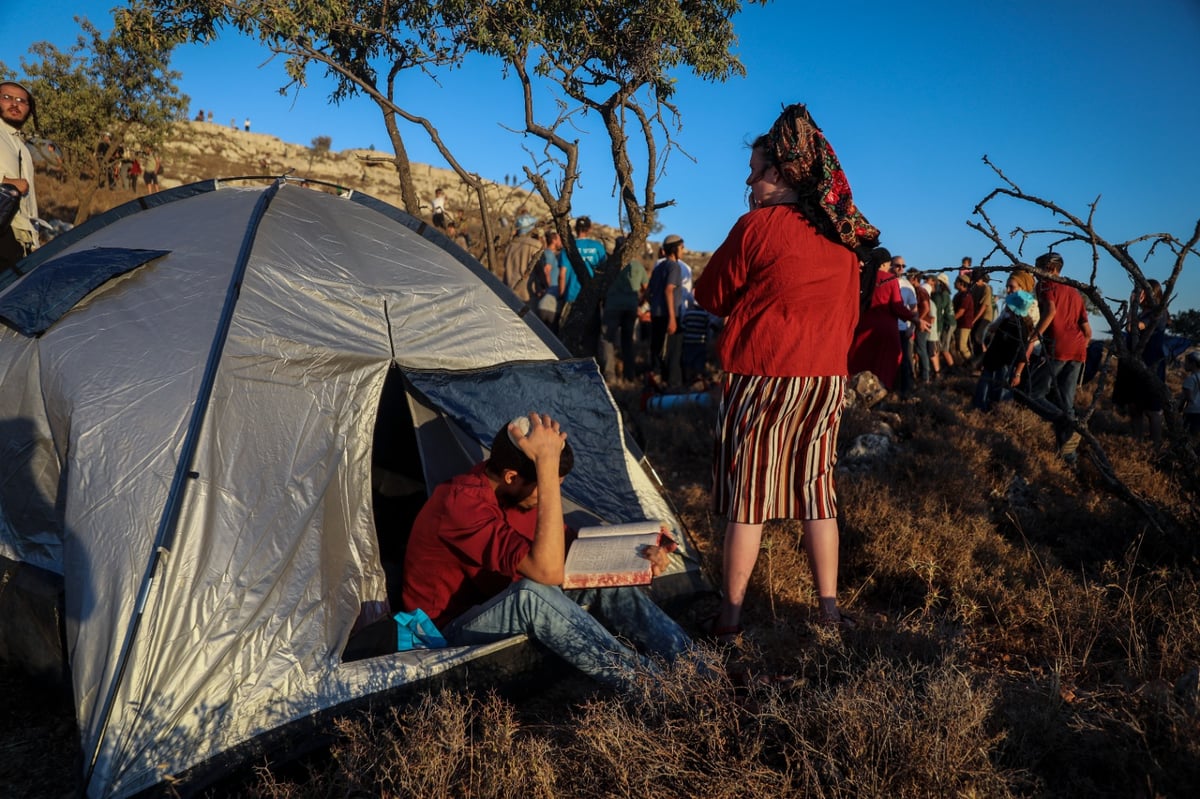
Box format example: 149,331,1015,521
1169,308,1200,341
308,133,332,171
134,0,508,270
138,1,764,332
451,0,765,354
2,11,188,225
969,156,1200,526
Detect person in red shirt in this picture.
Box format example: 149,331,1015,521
694,103,877,638
401,412,689,692
849,248,915,389
1027,252,1092,460
952,275,976,364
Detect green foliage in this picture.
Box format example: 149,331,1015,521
2,10,188,223
137,0,766,344
1169,308,1200,341
453,0,754,99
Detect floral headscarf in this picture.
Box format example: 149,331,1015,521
766,103,880,252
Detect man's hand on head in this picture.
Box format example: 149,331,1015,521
509,412,567,464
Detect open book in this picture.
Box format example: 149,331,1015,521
562,520,671,590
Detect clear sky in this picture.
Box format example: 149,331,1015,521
3,1,1199,314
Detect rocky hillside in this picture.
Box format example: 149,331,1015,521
162,120,615,250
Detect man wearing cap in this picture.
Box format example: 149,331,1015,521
0,81,38,271
502,214,543,304
532,231,563,330
400,412,691,693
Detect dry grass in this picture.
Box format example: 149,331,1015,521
11,129,1200,797
4,356,1200,797
239,367,1200,798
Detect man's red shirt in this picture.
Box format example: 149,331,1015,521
400,464,536,628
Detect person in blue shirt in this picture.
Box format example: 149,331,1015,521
556,215,607,330
557,216,606,302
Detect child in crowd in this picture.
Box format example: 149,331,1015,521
680,304,721,387
1181,351,1200,435
972,287,1036,411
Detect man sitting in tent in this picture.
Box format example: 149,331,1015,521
401,412,692,692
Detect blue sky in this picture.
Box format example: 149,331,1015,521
3,1,1199,315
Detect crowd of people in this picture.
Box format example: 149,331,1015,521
3,81,1192,697
493,207,720,391
95,132,163,195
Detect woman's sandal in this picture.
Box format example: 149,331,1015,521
699,615,744,646
817,609,858,631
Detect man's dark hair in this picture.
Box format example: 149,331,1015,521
488,423,575,482
1035,252,1064,273
575,216,592,234
663,239,684,258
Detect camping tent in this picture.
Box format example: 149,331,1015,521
0,178,702,797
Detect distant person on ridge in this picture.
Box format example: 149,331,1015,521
431,187,447,229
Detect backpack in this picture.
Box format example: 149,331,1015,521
0,183,21,230
526,253,551,299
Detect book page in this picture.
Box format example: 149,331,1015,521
562,531,661,589
575,520,667,539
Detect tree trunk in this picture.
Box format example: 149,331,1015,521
381,107,421,216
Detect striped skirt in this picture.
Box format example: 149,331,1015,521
712,373,845,523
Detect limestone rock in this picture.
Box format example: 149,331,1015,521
847,371,886,408
839,433,895,472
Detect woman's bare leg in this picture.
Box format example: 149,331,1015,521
802,517,841,621
716,521,763,632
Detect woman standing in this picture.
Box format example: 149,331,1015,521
848,248,915,389
693,104,878,634
1114,280,1170,445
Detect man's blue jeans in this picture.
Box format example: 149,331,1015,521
443,579,692,692
972,365,1013,411
915,329,932,382
1025,358,1082,446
